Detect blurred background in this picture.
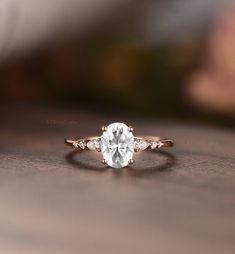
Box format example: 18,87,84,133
0,0,235,126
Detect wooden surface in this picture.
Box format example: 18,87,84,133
0,105,234,254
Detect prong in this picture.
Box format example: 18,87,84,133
128,126,133,132
102,159,107,164
102,126,107,132
128,159,134,165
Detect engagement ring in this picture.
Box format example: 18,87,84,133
65,122,174,168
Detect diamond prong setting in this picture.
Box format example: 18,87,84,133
128,126,134,132
102,126,107,132
128,159,134,165
102,158,107,164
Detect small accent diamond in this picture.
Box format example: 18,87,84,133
78,141,86,149
73,142,79,148
158,142,164,148
87,139,101,151
150,141,159,149
134,138,149,151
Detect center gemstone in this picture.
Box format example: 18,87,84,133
101,122,134,168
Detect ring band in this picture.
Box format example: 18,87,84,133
65,122,174,168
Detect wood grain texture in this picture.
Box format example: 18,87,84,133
0,105,234,254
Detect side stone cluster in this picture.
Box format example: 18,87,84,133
73,137,162,152
134,138,161,151
73,138,101,151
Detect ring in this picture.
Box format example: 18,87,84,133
65,122,174,168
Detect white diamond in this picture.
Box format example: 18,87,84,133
78,141,86,149
134,139,149,151
101,122,134,168
73,142,79,148
158,142,164,148
150,141,158,149
87,139,101,151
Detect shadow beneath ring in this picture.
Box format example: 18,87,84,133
65,149,108,172
125,150,176,177
65,149,176,176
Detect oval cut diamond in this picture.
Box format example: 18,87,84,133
101,123,134,168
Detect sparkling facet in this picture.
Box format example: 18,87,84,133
134,139,149,151
73,142,79,148
101,122,134,168
78,141,86,149
150,141,158,149
87,138,101,151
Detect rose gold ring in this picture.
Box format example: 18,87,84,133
65,122,174,169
